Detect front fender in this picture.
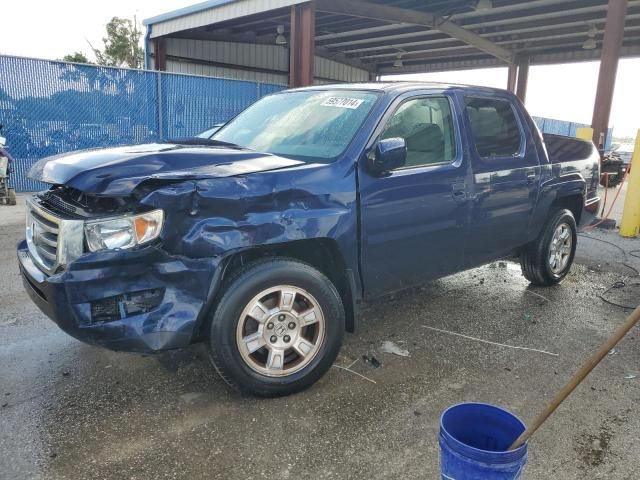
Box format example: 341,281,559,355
139,167,357,260
136,164,360,330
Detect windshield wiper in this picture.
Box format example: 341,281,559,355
164,137,248,149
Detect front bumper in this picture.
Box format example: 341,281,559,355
18,240,219,353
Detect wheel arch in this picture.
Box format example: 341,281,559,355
195,238,358,339
551,192,583,225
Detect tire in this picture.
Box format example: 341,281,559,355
207,258,345,397
520,209,577,286
606,175,623,188
601,168,625,188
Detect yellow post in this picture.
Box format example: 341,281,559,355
576,127,594,141
620,129,640,237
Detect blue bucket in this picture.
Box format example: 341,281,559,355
439,403,528,480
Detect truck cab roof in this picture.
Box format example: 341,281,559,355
288,81,509,97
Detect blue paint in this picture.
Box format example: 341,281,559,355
18,239,216,351
17,82,601,353
439,403,528,480
27,143,304,196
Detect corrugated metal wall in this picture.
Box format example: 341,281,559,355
315,56,371,83
165,59,285,84
162,38,288,85
157,38,370,85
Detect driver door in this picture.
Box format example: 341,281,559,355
359,94,471,296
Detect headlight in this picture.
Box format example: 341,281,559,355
84,210,164,252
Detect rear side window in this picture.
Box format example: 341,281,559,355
464,97,522,158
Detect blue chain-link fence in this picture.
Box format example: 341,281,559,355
0,55,285,192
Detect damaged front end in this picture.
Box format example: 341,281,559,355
18,185,221,352
18,142,357,353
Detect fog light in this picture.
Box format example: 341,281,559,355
123,289,164,316
91,296,120,322
90,288,164,323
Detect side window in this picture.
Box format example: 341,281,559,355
464,97,523,158
381,97,456,168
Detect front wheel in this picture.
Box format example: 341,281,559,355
207,258,345,397
520,209,577,286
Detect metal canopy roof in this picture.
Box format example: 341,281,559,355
145,0,640,74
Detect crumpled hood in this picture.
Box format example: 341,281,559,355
28,143,304,196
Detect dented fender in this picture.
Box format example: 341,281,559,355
139,162,359,262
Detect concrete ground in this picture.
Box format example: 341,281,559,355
2,193,640,480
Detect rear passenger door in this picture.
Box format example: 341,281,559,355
359,94,471,296
462,95,541,266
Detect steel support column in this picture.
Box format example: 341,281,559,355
507,63,518,93
153,38,167,71
515,56,529,103
591,0,628,152
289,2,316,87
620,129,640,237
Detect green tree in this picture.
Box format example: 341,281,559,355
91,16,144,69
61,52,90,63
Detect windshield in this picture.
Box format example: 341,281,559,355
212,90,379,162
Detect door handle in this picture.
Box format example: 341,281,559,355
451,182,467,203
525,169,537,184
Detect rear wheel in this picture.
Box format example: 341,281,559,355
520,209,577,286
207,258,344,397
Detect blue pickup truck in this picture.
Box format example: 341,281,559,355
18,82,600,396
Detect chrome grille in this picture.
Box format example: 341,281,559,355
28,209,59,270
39,191,82,217
26,196,84,275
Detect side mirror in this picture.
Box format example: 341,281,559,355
367,137,407,174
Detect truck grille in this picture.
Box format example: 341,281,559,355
29,209,60,271
26,196,84,275
39,191,83,218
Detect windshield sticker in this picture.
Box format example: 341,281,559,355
320,97,365,109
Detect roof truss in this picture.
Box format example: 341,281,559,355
316,0,514,63
149,0,640,75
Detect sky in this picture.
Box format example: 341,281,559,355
2,1,639,138
1,0,187,59
387,60,640,139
